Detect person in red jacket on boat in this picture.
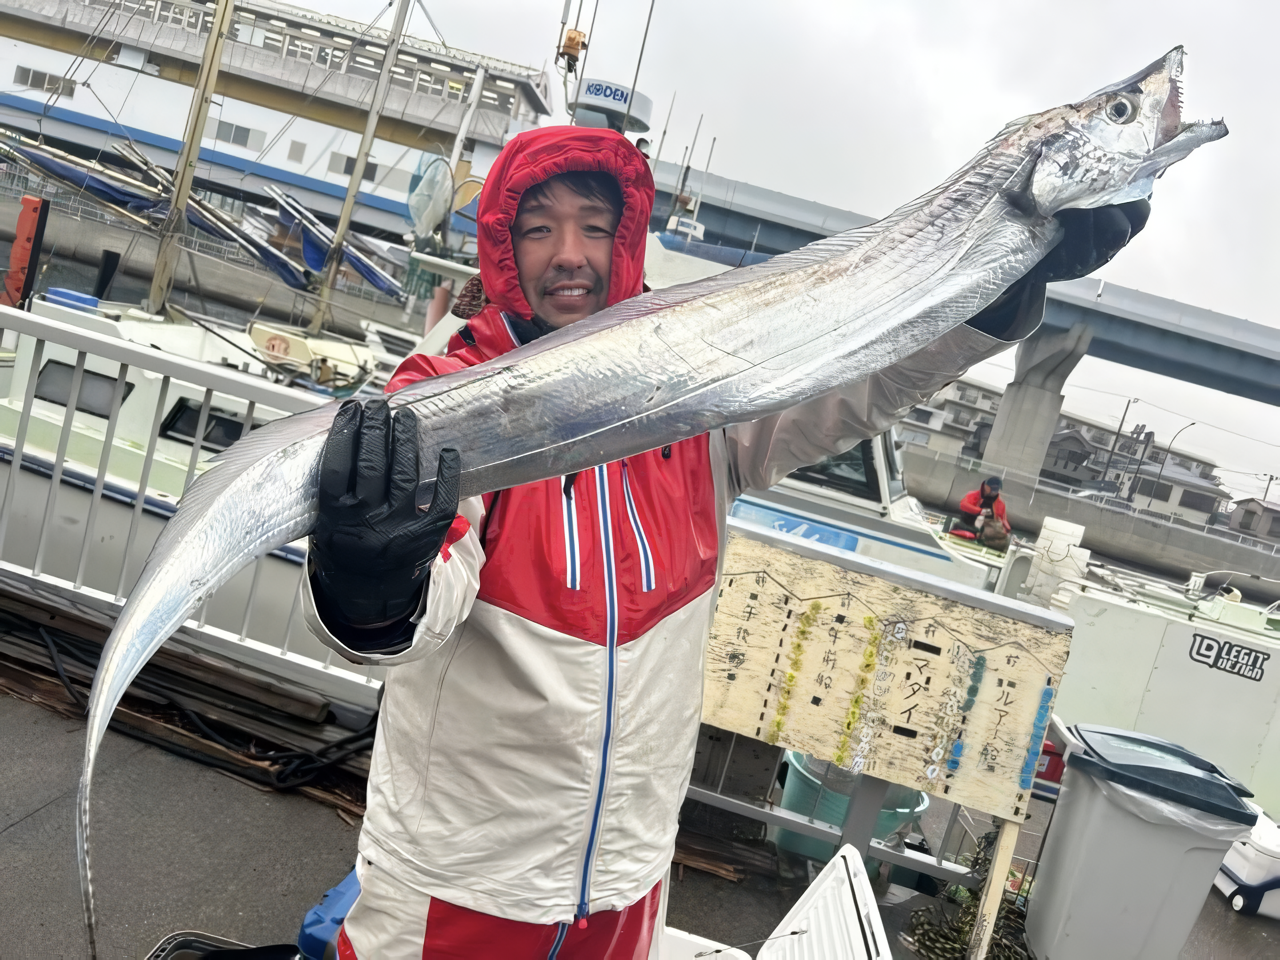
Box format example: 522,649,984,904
955,476,1012,548
301,126,1146,959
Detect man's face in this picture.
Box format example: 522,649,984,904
511,180,617,327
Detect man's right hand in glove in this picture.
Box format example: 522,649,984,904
309,398,461,650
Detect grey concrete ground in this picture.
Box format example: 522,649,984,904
0,694,360,959
3,692,1278,959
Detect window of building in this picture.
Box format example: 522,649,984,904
376,167,412,193
287,40,316,61
346,156,377,181
214,120,266,151
13,66,75,98
1134,478,1173,502
416,71,444,96
957,386,979,404
288,140,306,163
1240,511,1257,530
447,79,465,100
1178,490,1218,513
907,408,932,424
330,153,377,181
1269,515,1280,536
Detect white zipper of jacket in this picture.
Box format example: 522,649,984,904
575,462,620,927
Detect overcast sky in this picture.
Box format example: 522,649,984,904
312,0,1279,497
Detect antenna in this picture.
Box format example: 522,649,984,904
620,0,656,133
653,91,675,167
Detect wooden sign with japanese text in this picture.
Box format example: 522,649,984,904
702,533,1071,820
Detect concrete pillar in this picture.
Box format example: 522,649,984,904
983,322,1092,478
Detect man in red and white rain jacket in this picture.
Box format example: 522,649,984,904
303,126,1146,958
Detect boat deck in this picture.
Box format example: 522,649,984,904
3,696,1276,959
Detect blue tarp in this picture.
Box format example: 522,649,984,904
14,145,160,212
657,232,770,268
271,189,404,300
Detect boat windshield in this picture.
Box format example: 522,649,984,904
788,438,881,504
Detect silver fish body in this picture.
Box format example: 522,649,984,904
76,47,1224,954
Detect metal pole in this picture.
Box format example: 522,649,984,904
413,0,448,49
447,65,488,173
664,115,701,227
692,136,715,222
1263,474,1276,502
569,0,601,124
661,145,686,230
1098,398,1133,492
1121,429,1153,501
147,0,236,312
652,90,675,167
1147,421,1196,509
312,0,415,334
620,0,656,134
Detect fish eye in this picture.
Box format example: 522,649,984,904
1106,96,1137,124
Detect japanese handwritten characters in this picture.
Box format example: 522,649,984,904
703,534,1072,819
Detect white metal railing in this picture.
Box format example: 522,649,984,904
0,303,381,708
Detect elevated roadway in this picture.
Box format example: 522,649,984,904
1045,278,1280,406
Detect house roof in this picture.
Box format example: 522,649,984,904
1233,498,1280,512
1133,461,1229,499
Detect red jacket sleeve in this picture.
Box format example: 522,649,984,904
385,352,470,393
958,490,983,516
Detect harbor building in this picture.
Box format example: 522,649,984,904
0,0,551,233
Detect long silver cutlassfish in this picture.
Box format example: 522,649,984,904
77,48,1224,954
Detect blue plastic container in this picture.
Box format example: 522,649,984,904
776,750,929,862
297,867,361,960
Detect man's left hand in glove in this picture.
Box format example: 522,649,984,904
968,198,1151,337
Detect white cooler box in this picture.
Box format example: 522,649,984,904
1214,801,1280,918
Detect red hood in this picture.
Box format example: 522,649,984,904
475,126,655,320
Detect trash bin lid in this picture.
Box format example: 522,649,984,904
1067,724,1258,826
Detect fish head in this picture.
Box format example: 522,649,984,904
1026,46,1227,215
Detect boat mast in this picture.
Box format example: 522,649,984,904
310,0,416,334
145,0,236,313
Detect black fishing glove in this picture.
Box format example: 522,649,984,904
1030,198,1151,284
968,198,1150,338
310,399,461,645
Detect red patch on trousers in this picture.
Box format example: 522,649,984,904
421,883,661,959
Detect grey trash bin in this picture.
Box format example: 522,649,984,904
1025,724,1256,960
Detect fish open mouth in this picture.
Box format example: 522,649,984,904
1155,53,1184,148
1150,46,1227,151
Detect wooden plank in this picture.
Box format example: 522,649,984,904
703,533,1069,820
967,817,1020,959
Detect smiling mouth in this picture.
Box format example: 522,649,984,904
546,286,592,299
